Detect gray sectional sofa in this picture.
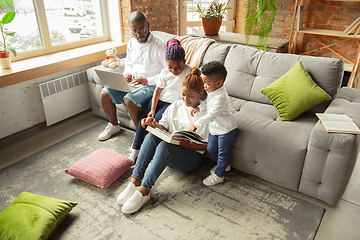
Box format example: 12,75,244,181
87,31,360,205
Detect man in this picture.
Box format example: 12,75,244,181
98,11,166,141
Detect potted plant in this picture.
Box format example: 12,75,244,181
0,11,16,69
197,0,231,36
244,0,280,51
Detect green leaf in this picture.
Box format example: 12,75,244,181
243,0,279,49
1,12,15,24
6,46,16,57
4,30,15,37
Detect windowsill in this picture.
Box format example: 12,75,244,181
0,40,127,88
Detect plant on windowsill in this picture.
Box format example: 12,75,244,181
0,11,17,69
244,0,280,51
197,0,231,36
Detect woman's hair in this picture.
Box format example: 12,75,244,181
165,38,186,61
182,67,204,93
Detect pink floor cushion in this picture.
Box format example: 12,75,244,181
64,149,134,189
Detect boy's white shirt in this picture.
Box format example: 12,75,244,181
194,85,237,135
123,32,167,85
159,100,209,144
156,64,192,103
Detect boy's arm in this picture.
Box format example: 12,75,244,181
194,95,227,129
148,86,163,117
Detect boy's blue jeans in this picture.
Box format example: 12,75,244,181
132,133,202,190
207,128,238,177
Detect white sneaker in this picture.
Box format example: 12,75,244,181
203,172,224,186
116,182,137,205
128,149,140,161
210,163,231,175
98,122,121,141
121,190,150,214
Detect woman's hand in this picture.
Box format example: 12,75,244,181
147,109,155,118
130,76,148,86
188,124,197,132
179,140,191,149
141,117,155,128
179,140,207,151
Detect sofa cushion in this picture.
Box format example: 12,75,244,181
230,100,318,190
202,42,231,66
222,44,343,114
259,60,332,121
0,192,77,240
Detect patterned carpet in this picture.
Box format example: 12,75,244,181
0,122,325,240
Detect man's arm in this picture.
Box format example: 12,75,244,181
123,43,133,76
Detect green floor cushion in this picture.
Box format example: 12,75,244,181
260,60,332,121
64,149,134,189
0,192,77,240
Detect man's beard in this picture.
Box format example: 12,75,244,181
136,32,150,43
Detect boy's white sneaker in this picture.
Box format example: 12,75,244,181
116,182,137,205
203,172,224,186
210,163,231,175
98,122,121,141
121,190,150,214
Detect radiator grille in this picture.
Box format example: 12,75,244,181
39,71,91,126
39,71,87,98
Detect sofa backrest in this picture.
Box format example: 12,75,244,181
203,43,344,113
153,31,344,113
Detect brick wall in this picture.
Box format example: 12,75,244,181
120,0,360,64
120,0,178,42
290,0,360,63
235,0,360,63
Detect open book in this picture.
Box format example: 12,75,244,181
146,126,207,145
316,113,360,134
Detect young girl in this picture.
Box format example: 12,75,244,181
189,61,237,186
117,68,209,214
129,38,192,160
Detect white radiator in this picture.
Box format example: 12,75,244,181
39,71,91,126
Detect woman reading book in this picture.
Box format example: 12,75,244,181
116,68,209,214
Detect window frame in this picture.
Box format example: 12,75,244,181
11,0,110,62
179,0,236,36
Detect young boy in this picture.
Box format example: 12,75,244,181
189,60,237,186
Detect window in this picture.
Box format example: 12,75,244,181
2,0,109,61
179,0,235,35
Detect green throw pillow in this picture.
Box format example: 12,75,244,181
259,60,332,121
0,192,77,240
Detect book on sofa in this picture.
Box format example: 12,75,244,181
146,126,207,145
316,113,360,134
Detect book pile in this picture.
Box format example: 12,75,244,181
344,17,360,35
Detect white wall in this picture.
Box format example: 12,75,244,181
0,61,101,140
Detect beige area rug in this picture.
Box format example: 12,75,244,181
0,122,324,240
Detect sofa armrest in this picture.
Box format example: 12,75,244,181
299,87,360,205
